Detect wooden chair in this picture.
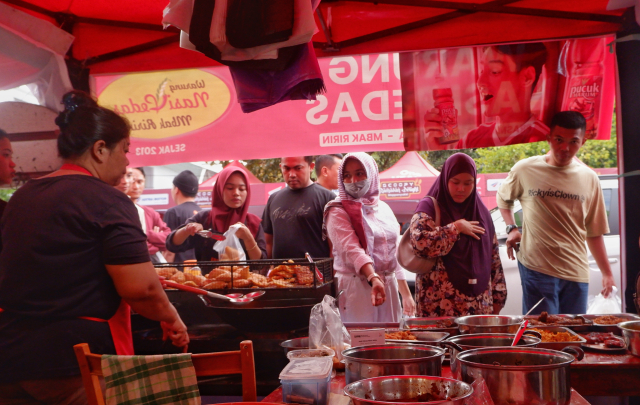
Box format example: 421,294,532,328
73,341,257,405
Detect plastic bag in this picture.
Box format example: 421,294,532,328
464,370,495,405
587,286,622,314
213,224,246,261
309,295,351,361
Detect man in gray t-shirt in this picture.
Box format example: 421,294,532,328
262,156,335,259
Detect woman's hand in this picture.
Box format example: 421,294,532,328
454,219,485,240
371,278,386,306
161,318,190,348
183,222,203,236
402,294,416,317
233,222,252,242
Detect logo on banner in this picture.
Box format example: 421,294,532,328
99,69,231,139
380,179,422,199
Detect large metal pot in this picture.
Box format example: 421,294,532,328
618,320,640,357
344,375,473,405
456,346,584,405
342,344,445,384
456,315,524,334
442,332,541,377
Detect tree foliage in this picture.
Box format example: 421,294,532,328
475,112,618,173
214,113,618,181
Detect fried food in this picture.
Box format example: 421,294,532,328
232,279,252,288
294,266,314,285
248,273,269,288
531,328,581,342
203,280,228,289
233,266,250,280
594,315,626,325
385,331,417,340
214,271,233,282
528,312,587,326
183,281,199,287
207,268,230,279
170,271,186,284
268,278,295,288
156,267,178,278
183,272,206,287
221,246,241,261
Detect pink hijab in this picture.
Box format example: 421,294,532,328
208,166,261,237
323,152,380,252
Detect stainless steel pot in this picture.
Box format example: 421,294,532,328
344,375,473,405
618,320,640,357
456,315,524,334
280,337,309,355
342,344,445,384
456,346,584,405
442,332,541,377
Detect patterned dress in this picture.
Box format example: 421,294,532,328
410,212,507,317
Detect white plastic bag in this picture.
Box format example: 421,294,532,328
213,224,246,261
587,286,622,314
309,295,351,361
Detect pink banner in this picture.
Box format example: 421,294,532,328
91,54,404,166
400,36,615,151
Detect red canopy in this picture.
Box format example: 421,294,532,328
199,161,263,188
2,0,624,76
379,152,439,179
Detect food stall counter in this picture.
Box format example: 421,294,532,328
261,369,592,405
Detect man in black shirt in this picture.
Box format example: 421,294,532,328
263,156,336,259
164,170,202,262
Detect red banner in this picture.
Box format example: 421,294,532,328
91,54,404,166
400,36,615,151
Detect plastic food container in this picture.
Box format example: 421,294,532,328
280,357,333,405
286,348,336,360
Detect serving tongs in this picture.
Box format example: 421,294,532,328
160,279,262,305
196,229,225,241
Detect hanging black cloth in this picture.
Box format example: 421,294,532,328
226,0,294,49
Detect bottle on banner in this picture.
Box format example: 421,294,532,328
562,38,605,140
431,88,460,145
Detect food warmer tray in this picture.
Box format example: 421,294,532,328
156,259,334,333
404,317,459,336
525,314,593,332
528,326,587,350
384,328,450,346
578,313,640,335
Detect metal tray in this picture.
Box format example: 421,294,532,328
579,313,640,334
405,317,459,336
528,326,586,350
384,329,450,346
525,314,592,332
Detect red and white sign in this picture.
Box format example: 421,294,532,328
91,54,404,166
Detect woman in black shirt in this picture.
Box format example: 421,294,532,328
0,91,188,404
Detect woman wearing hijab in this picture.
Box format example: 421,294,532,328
324,153,415,323
167,165,267,261
410,153,506,317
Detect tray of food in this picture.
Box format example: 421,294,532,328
384,329,450,346
525,312,592,332
579,314,640,334
529,327,586,350
578,331,627,352
156,258,333,292
404,317,458,336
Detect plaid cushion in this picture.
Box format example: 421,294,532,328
101,354,200,405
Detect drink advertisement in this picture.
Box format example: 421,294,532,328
400,36,615,151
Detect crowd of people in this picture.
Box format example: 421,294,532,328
0,90,619,404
